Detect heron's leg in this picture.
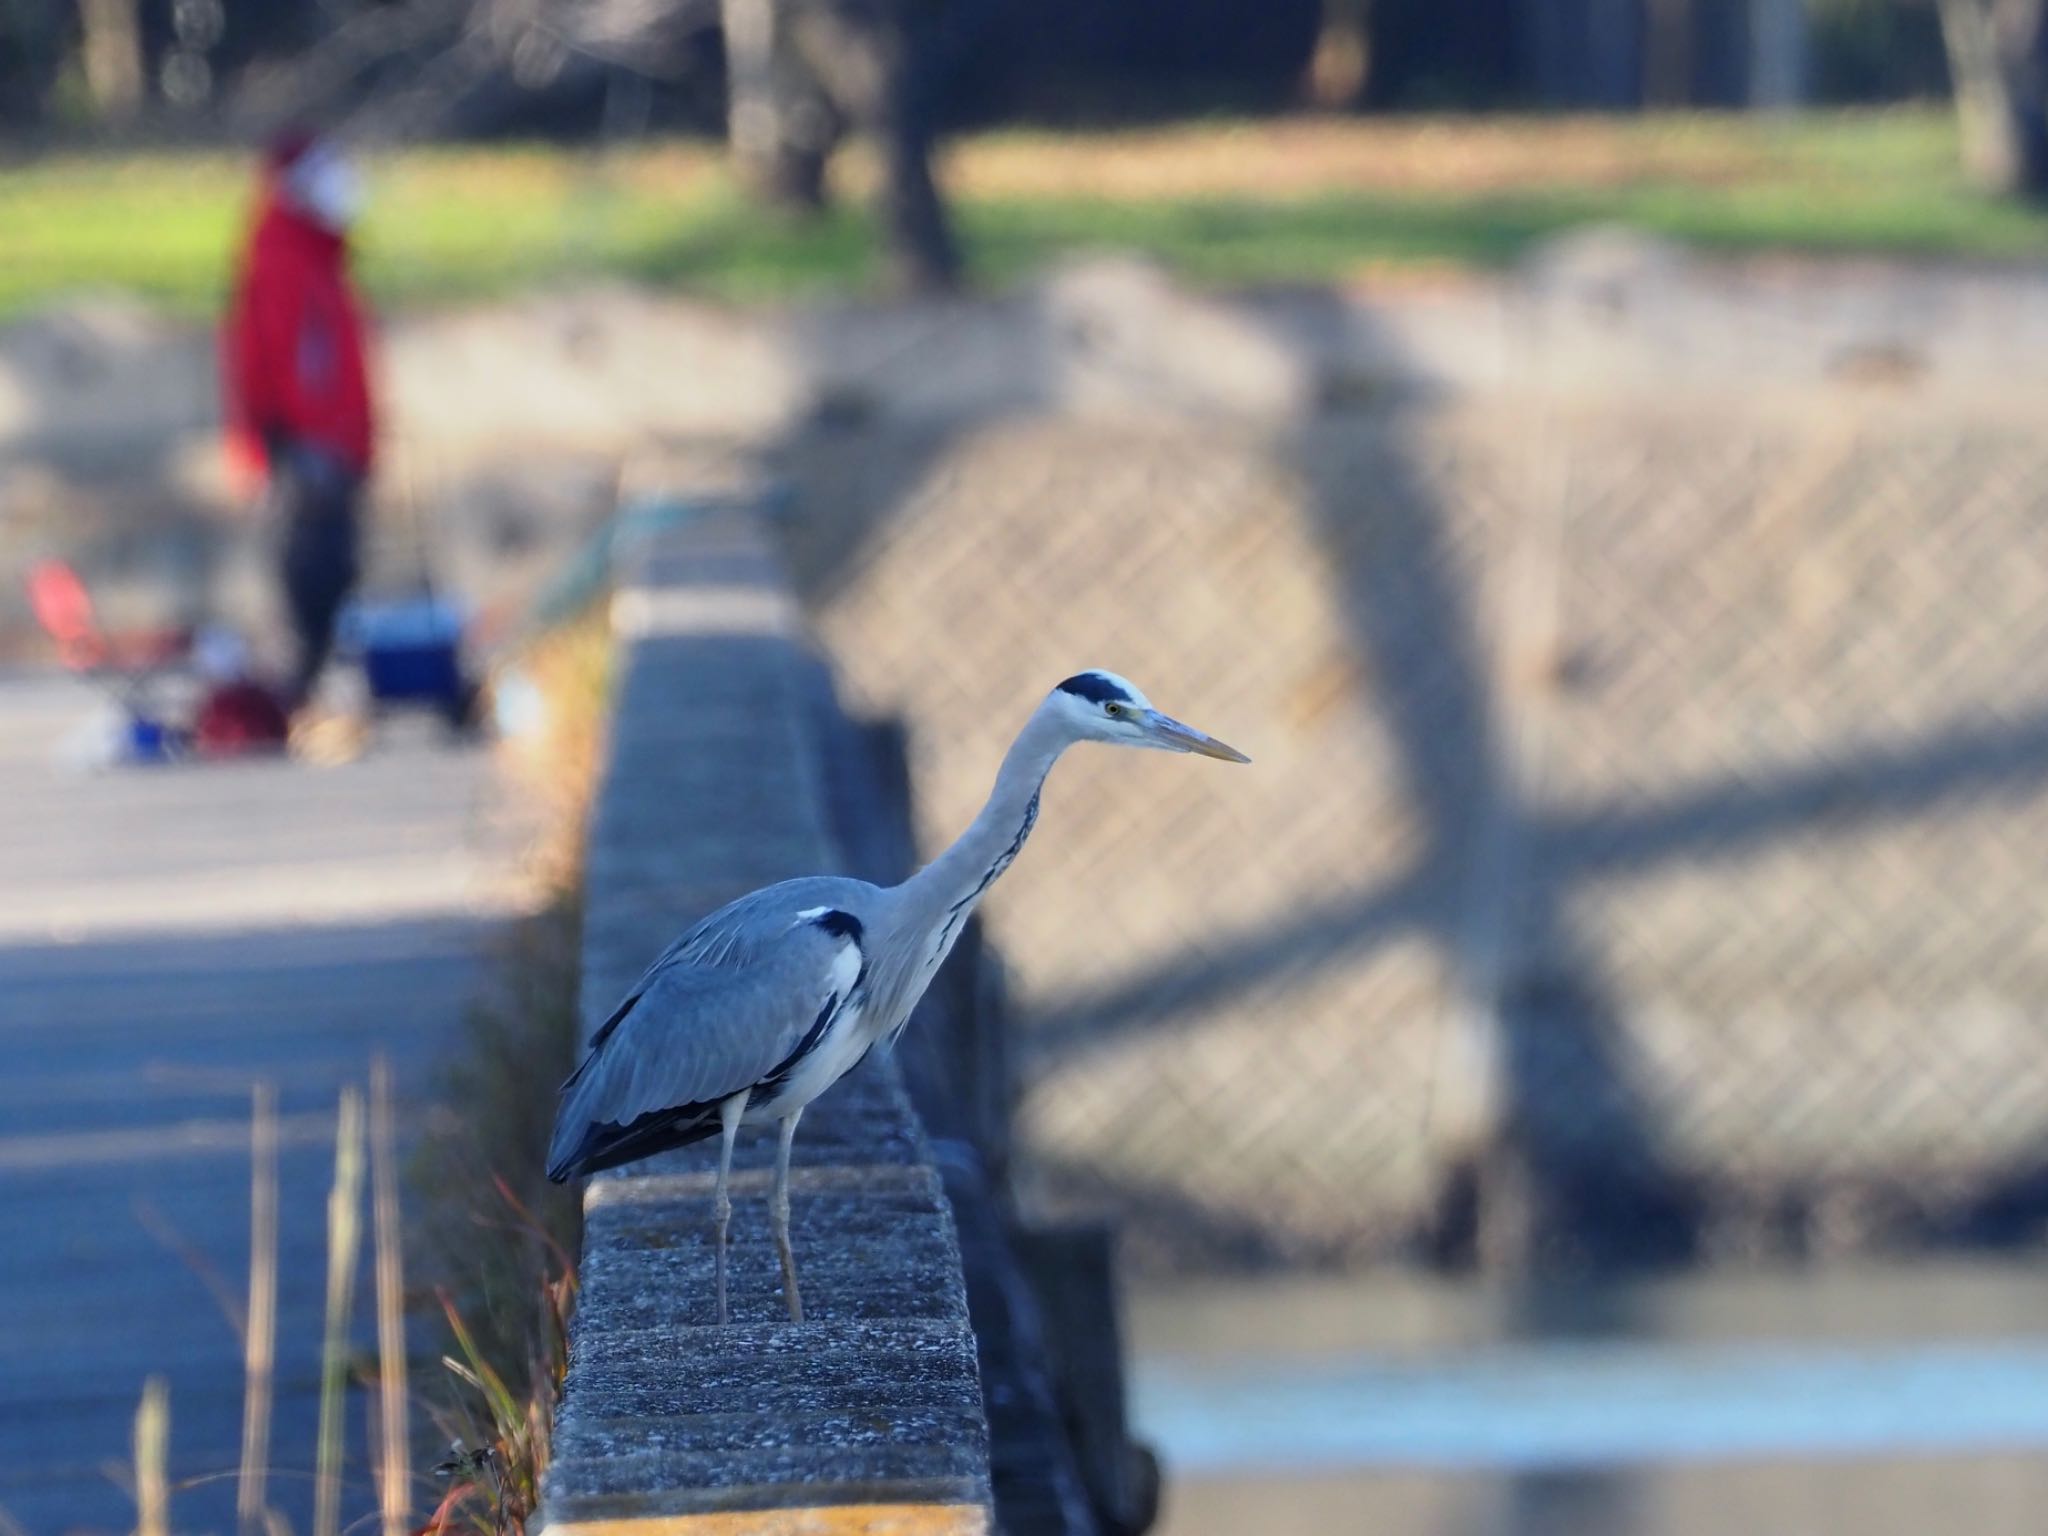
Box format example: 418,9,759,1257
712,1092,747,1326
771,1108,805,1323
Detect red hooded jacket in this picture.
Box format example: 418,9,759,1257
222,181,375,476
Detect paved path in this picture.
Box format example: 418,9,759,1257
0,672,540,1536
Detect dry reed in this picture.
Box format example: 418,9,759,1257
314,1088,365,1536
236,1081,279,1535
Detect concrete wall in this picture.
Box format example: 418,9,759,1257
541,507,992,1534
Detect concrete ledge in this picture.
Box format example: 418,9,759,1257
546,1505,988,1536
540,506,994,1534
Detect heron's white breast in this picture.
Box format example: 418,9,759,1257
744,933,868,1120
746,995,869,1119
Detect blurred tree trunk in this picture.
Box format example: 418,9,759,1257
1304,0,1371,109
1939,0,2048,194
720,0,837,208
1642,0,1692,104
1747,0,1808,107
0,2,65,124
869,23,960,294
76,0,144,118
725,0,960,292
1585,0,1645,105
1521,0,1643,107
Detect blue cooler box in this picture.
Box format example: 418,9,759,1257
345,596,466,705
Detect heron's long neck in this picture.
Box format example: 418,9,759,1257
896,706,1069,945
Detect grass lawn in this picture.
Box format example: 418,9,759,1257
2,109,2043,318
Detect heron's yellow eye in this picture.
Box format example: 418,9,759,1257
1105,702,1124,718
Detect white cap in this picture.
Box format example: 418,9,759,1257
288,142,365,233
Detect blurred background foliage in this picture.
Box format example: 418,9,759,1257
5,0,2046,306
11,111,2048,321
0,0,1971,134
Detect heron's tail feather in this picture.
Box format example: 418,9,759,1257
546,1101,722,1182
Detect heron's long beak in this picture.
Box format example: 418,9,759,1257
1140,709,1251,763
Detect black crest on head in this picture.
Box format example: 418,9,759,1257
1056,672,1132,706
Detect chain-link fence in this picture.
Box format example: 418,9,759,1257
776,403,2048,1275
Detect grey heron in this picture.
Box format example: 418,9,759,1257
546,669,1248,1323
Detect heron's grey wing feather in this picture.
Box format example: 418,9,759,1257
550,889,867,1174
642,877,875,976
579,953,830,1123
572,878,870,1071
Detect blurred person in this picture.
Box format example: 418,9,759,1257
221,129,374,712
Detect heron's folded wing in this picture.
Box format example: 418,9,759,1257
633,878,871,981
553,919,853,1144
564,886,825,1096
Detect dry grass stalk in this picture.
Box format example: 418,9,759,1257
315,1087,366,1536
427,1247,576,1536
237,1082,280,1536
370,1057,412,1536
133,1376,169,1536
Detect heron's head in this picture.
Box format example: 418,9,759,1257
1047,670,1250,762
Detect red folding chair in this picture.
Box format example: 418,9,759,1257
26,559,194,720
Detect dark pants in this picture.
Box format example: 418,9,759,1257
274,443,362,708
